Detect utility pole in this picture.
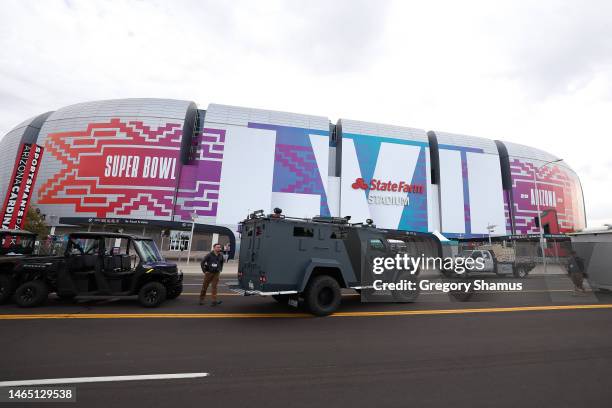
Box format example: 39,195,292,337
532,158,563,274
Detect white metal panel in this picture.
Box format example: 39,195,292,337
215,125,276,224
439,149,465,234
466,152,506,235
205,104,329,131
339,138,371,222
369,143,422,229
271,192,321,218
339,118,428,142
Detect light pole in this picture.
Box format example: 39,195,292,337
186,211,197,264
532,158,563,274
486,223,497,245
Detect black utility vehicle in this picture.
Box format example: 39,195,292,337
0,229,37,303
229,210,441,316
0,232,182,308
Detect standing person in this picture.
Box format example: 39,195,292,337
223,243,230,263
567,250,586,294
199,243,225,306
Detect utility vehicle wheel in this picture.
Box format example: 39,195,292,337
14,281,48,308
0,274,16,304
513,267,529,278
138,282,167,307
166,284,183,300
272,294,290,304
304,275,341,316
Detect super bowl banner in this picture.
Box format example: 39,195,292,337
1,143,44,229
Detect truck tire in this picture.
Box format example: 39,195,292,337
304,275,341,316
166,284,183,300
0,274,16,304
14,280,48,308
513,266,529,278
138,282,167,307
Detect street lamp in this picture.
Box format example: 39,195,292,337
186,211,197,264
486,223,497,245
532,158,563,273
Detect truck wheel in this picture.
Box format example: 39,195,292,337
0,274,17,304
304,275,341,316
514,267,528,278
166,284,183,300
14,281,48,308
138,282,167,307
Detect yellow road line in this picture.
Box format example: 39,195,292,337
1,304,611,320
183,289,578,297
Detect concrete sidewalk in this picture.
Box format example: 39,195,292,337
176,261,566,276
177,260,238,277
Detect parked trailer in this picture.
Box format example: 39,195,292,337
570,229,612,291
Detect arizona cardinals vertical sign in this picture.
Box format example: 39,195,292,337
1,143,44,230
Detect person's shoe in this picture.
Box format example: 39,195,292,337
199,299,205,305
210,300,223,306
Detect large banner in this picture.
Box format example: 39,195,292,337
1,143,44,229
37,119,182,219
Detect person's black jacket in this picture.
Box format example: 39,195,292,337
201,251,224,273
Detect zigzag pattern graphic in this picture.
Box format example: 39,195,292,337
509,158,577,234
174,128,225,220
38,119,182,217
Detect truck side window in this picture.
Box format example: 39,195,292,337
293,227,314,238
369,239,386,251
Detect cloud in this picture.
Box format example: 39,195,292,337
0,0,610,227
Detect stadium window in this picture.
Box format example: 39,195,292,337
293,227,314,238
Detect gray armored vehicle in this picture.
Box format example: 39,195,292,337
229,209,442,316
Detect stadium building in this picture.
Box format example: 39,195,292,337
0,98,586,259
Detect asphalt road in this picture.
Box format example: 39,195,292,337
1,274,612,408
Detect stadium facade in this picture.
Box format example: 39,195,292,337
0,98,586,254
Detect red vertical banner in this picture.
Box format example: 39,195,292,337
1,143,44,230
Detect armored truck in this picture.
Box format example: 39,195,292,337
229,210,442,316
0,232,182,307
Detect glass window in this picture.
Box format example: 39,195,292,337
65,237,100,256
369,239,386,250
133,239,164,263
293,227,314,238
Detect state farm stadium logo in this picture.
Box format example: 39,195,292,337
351,178,423,206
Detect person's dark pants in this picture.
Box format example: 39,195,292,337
200,272,220,302
570,271,584,290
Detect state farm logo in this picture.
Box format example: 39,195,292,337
352,178,368,190
351,178,423,194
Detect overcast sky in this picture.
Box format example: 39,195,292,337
1,0,611,227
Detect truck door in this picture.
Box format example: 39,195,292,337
365,237,388,285
240,221,264,291
481,251,495,271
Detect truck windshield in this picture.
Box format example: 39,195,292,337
134,239,164,263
